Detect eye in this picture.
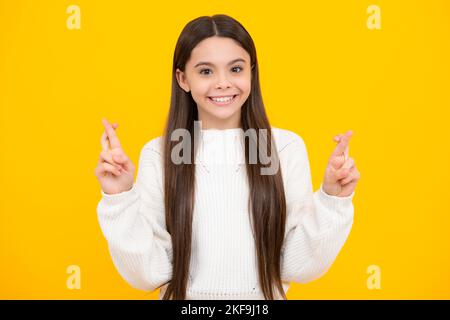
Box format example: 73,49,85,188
199,66,243,75
199,68,212,75
232,66,243,73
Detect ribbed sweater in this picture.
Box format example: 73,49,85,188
96,127,355,300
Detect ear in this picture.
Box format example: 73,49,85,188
176,68,190,93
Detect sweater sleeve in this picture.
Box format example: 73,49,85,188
279,133,355,284
96,139,173,292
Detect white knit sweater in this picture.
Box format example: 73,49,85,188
96,127,355,300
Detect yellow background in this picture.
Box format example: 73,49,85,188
1,0,449,299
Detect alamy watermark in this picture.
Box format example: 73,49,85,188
170,121,279,175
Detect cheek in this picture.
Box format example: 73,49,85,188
234,77,251,96
189,80,211,102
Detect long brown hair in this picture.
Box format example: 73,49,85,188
161,14,287,300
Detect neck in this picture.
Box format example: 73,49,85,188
197,109,241,130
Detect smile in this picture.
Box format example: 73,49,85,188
208,94,238,106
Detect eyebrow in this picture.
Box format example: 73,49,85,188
194,58,246,68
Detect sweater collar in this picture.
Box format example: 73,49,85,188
196,128,246,165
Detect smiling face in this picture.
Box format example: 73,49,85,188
176,36,252,130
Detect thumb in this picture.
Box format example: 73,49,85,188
113,154,129,170
113,154,126,164
113,154,131,172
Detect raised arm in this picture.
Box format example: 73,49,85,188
95,119,172,292
279,134,355,284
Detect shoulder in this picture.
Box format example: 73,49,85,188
137,135,164,169
142,135,163,156
271,127,307,155
271,128,311,195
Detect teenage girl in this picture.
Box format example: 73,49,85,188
95,14,360,300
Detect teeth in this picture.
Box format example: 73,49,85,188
210,95,234,102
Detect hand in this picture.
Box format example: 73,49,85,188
322,130,361,197
94,118,135,195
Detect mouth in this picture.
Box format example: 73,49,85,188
207,94,238,106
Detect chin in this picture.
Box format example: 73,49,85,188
205,104,241,117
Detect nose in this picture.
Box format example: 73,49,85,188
214,72,232,89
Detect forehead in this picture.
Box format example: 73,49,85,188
188,36,250,66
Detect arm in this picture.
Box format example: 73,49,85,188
279,134,355,283
96,139,172,291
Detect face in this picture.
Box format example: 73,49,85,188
176,36,252,130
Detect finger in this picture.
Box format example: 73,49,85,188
341,157,355,170
101,131,109,151
344,137,350,161
100,123,119,151
335,166,351,181
331,130,353,160
100,150,123,169
98,162,122,176
333,134,342,142
112,152,128,165
340,167,360,185
102,118,122,150
110,150,131,171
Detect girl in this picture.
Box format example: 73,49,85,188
95,14,360,300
